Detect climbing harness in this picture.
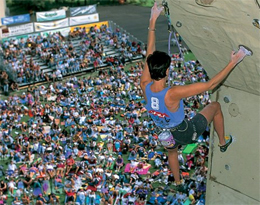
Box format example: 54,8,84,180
156,120,189,149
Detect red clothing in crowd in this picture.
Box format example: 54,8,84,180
66,158,75,166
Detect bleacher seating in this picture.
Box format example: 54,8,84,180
15,28,144,88
0,22,143,87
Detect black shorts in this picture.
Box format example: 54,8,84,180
66,196,74,202
169,113,208,149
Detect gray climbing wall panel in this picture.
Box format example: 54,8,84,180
156,0,260,204
158,0,260,96
209,88,260,204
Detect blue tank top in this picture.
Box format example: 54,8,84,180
145,82,185,128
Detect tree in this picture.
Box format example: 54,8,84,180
11,0,51,12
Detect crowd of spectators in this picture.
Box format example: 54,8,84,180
0,51,210,205
0,24,146,93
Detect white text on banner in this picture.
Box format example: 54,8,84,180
8,23,34,37
69,13,99,26
36,9,66,22
34,18,69,32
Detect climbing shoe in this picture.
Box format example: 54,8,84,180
219,135,233,152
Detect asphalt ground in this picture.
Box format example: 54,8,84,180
98,4,178,53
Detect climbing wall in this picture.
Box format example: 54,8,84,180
208,88,260,204
0,0,6,26
156,0,260,204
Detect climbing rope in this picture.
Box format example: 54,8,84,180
162,0,184,58
162,0,185,86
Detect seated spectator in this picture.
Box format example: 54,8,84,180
64,188,76,204
10,81,18,91
115,155,124,172
102,192,113,204
136,185,148,202
186,153,195,170
173,198,184,205
49,192,60,205
66,155,75,175
21,192,30,205
154,155,162,168
189,184,197,204
128,149,137,161
127,192,136,205
7,178,16,196
7,160,17,178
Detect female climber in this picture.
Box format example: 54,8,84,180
140,2,252,186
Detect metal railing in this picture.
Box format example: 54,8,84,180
108,20,145,46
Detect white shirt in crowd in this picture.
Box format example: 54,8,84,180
8,163,17,171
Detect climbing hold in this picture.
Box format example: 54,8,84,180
239,45,253,56
225,164,230,170
176,21,182,27
253,19,260,29
223,96,230,103
228,103,239,117
195,0,215,7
